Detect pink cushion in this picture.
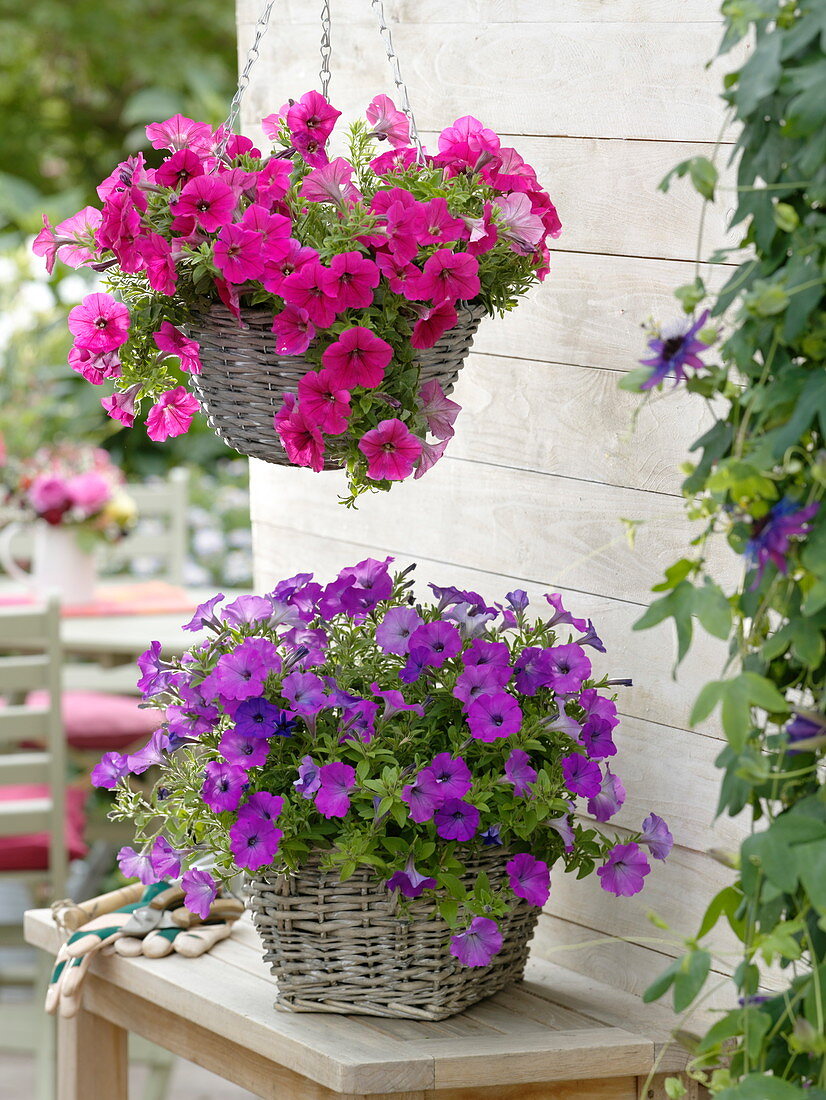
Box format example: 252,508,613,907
28,690,164,752
0,784,87,871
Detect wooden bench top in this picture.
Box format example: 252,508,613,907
25,908,691,1099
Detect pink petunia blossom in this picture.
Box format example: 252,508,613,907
404,250,480,303
287,90,341,144
153,322,201,374
463,202,499,256
507,853,551,906
417,379,461,439
145,386,200,442
419,198,466,245
495,192,546,254
67,472,111,515
141,233,178,295
262,237,319,295
299,158,362,209
255,158,293,208
322,327,393,389
414,438,449,479
292,130,331,168
101,384,141,427
274,394,327,472
156,148,205,190
43,206,103,270
370,145,419,175
450,916,502,967
272,304,316,356
375,252,419,295
68,292,130,353
358,418,422,481
280,259,339,328
213,223,265,283
68,346,122,386
411,300,459,350
240,203,292,246
365,94,410,148
145,114,214,153
438,115,500,169
173,175,236,232
327,251,380,310
215,278,243,324
32,215,59,274
297,369,351,435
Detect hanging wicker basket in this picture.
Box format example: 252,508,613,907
246,847,539,1020
188,301,487,466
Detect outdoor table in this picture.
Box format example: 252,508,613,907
24,908,696,1100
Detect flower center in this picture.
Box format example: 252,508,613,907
197,200,210,212
661,335,685,359
95,318,108,329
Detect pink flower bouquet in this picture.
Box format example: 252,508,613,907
34,92,561,502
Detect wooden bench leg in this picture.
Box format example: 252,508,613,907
58,1007,128,1100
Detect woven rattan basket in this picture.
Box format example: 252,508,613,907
247,848,539,1020
189,301,487,465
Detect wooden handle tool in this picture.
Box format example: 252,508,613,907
52,882,145,932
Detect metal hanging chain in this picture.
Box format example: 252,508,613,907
320,0,332,98
370,0,425,162
217,0,277,152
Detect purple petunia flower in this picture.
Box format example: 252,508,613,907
561,753,602,798
639,311,709,389
575,620,606,653
543,710,583,740
443,600,498,638
463,638,511,670
91,751,129,789
229,815,282,871
294,755,322,799
597,842,651,897
202,759,248,812
545,644,591,694
504,750,537,796
136,640,176,696
375,606,424,655
340,698,380,743
639,813,674,861
581,716,617,759
117,845,158,885
386,856,437,898
746,498,820,589
785,710,826,754
548,806,575,852
579,689,619,732
200,638,279,703
314,762,356,818
181,867,218,919
453,663,510,707
219,727,270,768
505,589,529,612
466,692,522,742
450,916,502,967
233,696,284,739
506,853,550,907
369,683,425,719
407,620,462,668
281,626,327,668
480,823,503,846
125,729,169,775
429,753,473,800
544,593,587,632
182,593,225,632
242,791,284,824
587,768,626,823
149,835,183,880
222,594,273,626
512,646,555,695
401,768,443,822
399,647,429,684
338,557,394,613
434,797,480,842
280,670,328,715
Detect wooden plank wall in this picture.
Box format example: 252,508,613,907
239,0,745,995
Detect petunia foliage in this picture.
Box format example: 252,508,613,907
98,559,670,968
630,2,826,1095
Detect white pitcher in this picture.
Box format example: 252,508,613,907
0,522,98,605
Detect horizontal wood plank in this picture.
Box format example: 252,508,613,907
241,23,740,142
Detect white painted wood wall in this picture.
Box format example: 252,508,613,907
239,0,744,996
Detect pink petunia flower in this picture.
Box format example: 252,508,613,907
274,394,327,472
145,114,214,153
213,223,265,284
240,203,292,245
68,292,130,353
419,198,466,245
507,853,551,906
358,418,422,481
314,762,356,818
366,94,410,148
68,346,122,385
155,149,205,190
255,158,293,208
327,251,380,310
375,252,419,295
417,379,462,438
298,369,351,435
300,158,362,209
272,304,316,356
463,202,499,256
101,384,141,427
141,233,178,296
145,386,200,442
262,237,319,295
411,300,459,350
450,916,502,968
370,145,419,175
414,438,449,479
153,322,201,374
39,206,103,271
404,250,481,303
287,90,341,144
322,327,393,389
438,115,500,169
281,259,339,328
495,193,546,254
173,175,236,232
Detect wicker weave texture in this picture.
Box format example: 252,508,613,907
247,849,539,1020
189,301,487,465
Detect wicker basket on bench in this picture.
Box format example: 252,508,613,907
247,847,539,1020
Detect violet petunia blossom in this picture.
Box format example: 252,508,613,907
561,753,602,799
575,620,607,653
450,916,502,968
581,716,617,760
639,813,673,861
548,807,576,852
504,750,537,797
506,589,530,612
545,644,591,694
579,689,619,732
91,751,129,789
370,684,425,720
219,728,270,768
429,753,473,800
444,600,498,638
149,836,183,880
241,792,284,825
117,845,157,885
786,710,826,753
512,646,555,696
375,606,424,655
746,498,820,589
182,593,225,633
466,692,522,742
294,755,321,799
202,759,248,813
181,867,218,920
506,853,550,907
222,594,273,627
597,843,651,897
229,816,282,871
136,640,175,696
386,856,436,899
434,798,480,842
463,638,511,670
233,696,284,739
314,762,357,818
480,823,503,847
417,380,461,440
639,311,709,390
407,620,462,668
586,768,626,823
337,557,394,613
125,730,169,775
339,699,380,743
453,662,507,707
399,648,429,685
281,670,328,716
200,638,279,704
401,768,443,823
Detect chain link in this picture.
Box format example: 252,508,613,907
319,0,332,98
218,0,277,155
370,0,424,162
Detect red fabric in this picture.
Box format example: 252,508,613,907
0,784,87,871
0,581,196,618
27,690,164,752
